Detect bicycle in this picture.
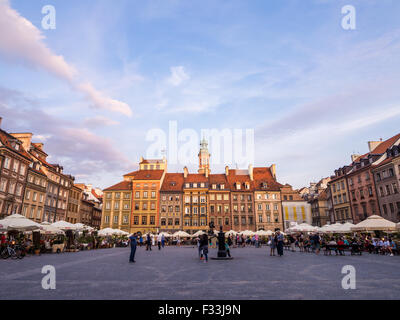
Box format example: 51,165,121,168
1,244,23,259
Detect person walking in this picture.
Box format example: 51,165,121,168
200,234,209,263
161,234,165,248
269,234,276,256
129,233,138,263
139,235,143,247
157,233,162,250
276,230,284,256
146,233,152,251
289,235,296,252
225,239,231,258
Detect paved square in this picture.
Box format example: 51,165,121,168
0,246,399,300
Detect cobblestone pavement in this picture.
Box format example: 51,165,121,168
0,246,399,300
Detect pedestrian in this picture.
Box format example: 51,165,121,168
269,234,276,256
129,233,137,263
139,235,143,247
200,234,209,263
146,233,152,251
157,233,162,250
225,239,231,258
161,234,165,248
276,230,284,256
289,235,296,252
197,236,202,259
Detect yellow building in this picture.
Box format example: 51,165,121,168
102,181,132,232
124,158,167,234
182,167,209,234
329,170,353,223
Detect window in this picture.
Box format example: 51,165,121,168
123,216,128,224
4,157,10,169
133,216,139,225
8,182,16,194
258,214,263,223
19,164,26,176
114,202,119,210
114,216,118,223
12,160,19,173
33,192,37,201
151,191,156,198
141,216,147,225
15,184,22,196
143,191,148,198
150,216,155,225
135,191,140,198
0,179,7,192
105,202,111,210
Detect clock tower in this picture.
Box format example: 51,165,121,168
198,138,210,176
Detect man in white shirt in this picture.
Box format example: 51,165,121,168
157,233,163,250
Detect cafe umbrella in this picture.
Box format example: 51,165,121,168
0,214,42,232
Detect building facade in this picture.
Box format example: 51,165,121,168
254,166,284,231
159,173,184,233
22,163,47,222
281,184,312,229
0,129,31,218
328,166,353,223
372,143,400,223
102,181,132,232
208,173,231,232
66,185,82,224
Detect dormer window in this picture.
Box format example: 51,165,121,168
221,184,225,190
236,183,241,190
212,184,216,189
15,144,20,151
170,182,176,187
245,183,250,190
262,182,268,189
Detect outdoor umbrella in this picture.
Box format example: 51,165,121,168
336,222,355,233
225,230,237,237
240,230,255,237
0,214,42,232
98,228,117,236
191,230,205,237
351,215,397,232
255,230,271,236
39,222,65,235
51,220,78,231
323,223,344,233
172,231,191,237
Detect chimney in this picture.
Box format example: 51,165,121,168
205,169,209,178
351,154,361,162
87,184,93,192
0,117,2,128
271,164,276,179
183,166,188,178
368,140,383,152
248,164,253,181
225,166,229,177
10,133,33,152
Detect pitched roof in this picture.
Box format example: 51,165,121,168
226,169,254,191
160,173,184,191
0,129,31,160
132,170,164,180
209,174,229,186
184,173,209,184
253,167,283,191
103,181,132,192
370,133,400,154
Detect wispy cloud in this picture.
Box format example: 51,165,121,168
0,0,132,116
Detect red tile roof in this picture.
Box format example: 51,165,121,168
0,129,31,161
209,174,229,187
103,181,132,191
132,170,164,180
184,173,209,184
370,133,400,154
226,169,254,191
253,167,283,191
160,173,185,191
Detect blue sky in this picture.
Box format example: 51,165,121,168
1,0,400,189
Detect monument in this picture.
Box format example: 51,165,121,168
211,226,233,260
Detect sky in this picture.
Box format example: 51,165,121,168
1,0,400,189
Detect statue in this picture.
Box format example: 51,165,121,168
217,226,227,258
208,221,215,236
